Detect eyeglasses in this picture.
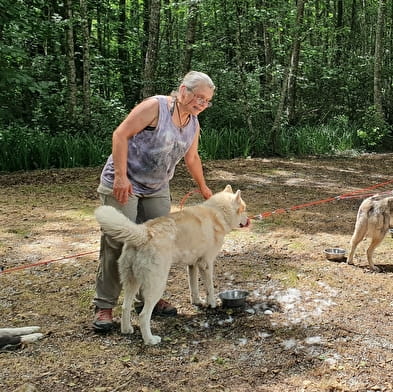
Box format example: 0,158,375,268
186,87,213,108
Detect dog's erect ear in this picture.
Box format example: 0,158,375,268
234,189,242,202
224,184,233,193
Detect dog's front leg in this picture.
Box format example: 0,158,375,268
188,265,203,305
199,262,216,308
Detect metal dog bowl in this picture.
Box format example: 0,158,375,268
219,290,249,308
324,248,346,262
389,228,393,238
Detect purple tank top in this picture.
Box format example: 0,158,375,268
100,95,199,194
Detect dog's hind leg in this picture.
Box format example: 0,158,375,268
347,218,368,266
139,293,164,345
138,271,169,345
121,278,140,335
118,249,140,334
366,232,386,272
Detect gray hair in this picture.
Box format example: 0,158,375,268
179,71,216,91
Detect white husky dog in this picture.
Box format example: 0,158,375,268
95,185,248,345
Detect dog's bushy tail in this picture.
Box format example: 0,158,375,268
95,205,150,247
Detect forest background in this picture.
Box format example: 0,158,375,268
1,0,393,172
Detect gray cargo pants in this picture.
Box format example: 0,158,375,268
93,184,171,309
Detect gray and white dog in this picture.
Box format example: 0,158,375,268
347,194,393,272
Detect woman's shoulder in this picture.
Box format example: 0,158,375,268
140,95,171,110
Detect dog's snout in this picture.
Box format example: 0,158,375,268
240,217,251,228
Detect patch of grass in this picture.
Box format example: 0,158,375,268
288,240,307,251
273,267,300,287
6,228,31,237
66,208,96,220
251,218,287,234
0,120,364,172
79,288,95,310
199,128,252,159
0,126,111,172
275,121,360,157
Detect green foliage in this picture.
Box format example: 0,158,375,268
0,126,111,172
0,117,365,171
0,0,392,170
271,116,352,156
199,128,253,160
356,107,390,151
274,118,359,157
198,118,359,160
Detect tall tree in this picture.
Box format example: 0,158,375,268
183,0,198,74
286,0,305,125
335,0,344,64
256,0,273,90
142,0,161,98
80,0,91,125
65,0,77,118
374,0,386,122
233,2,253,132
272,0,305,142
118,0,133,107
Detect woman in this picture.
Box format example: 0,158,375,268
93,71,215,331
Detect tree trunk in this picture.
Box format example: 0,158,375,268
335,0,343,64
118,0,134,107
256,0,273,90
234,3,253,133
271,0,305,150
80,0,91,126
142,0,150,67
183,0,198,74
286,0,305,125
142,0,161,98
271,68,289,152
65,0,77,118
374,0,385,120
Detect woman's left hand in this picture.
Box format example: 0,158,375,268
200,185,213,199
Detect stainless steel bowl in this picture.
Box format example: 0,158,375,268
219,289,249,308
324,248,346,261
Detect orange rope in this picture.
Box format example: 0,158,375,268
179,189,201,209
0,250,98,275
251,179,393,220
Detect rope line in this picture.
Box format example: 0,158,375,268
0,250,98,275
178,189,201,209
251,179,393,220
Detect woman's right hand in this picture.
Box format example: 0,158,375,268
113,175,132,204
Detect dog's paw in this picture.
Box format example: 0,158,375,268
191,298,204,306
207,301,217,308
145,335,161,345
121,325,134,335
370,265,381,273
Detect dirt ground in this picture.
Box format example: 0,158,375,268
2,154,393,392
